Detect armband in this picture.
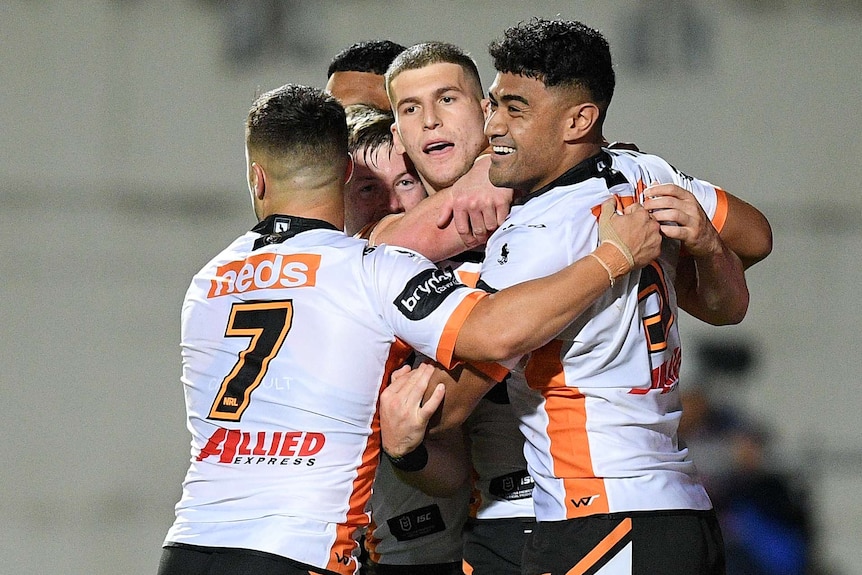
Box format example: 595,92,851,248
384,442,428,472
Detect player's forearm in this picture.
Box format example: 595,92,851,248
371,190,472,261
454,243,621,362
391,429,470,497
423,364,499,434
676,240,749,325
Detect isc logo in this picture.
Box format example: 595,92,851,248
208,253,321,298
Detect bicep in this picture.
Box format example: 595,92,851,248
718,192,773,269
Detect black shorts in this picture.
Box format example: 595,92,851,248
462,516,536,575
158,543,342,575
521,510,725,575
365,560,463,575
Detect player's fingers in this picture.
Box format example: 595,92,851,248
481,205,500,233
402,362,435,402
644,183,685,198
436,204,454,230
658,223,687,241
388,364,413,392
418,383,445,421
495,202,509,228
599,198,618,227
471,214,491,243
453,208,473,238
622,201,649,216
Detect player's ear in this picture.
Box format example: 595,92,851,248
344,153,355,185
251,162,266,200
564,102,600,142
391,122,406,155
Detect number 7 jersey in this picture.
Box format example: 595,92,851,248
164,215,486,575
480,149,727,522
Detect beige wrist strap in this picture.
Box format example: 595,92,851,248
588,252,616,287
597,200,635,269
590,243,634,287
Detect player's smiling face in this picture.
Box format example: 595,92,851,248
390,63,488,193
485,72,572,193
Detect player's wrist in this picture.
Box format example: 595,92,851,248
591,243,632,286
383,441,428,472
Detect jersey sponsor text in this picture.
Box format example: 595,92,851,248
197,427,325,465
208,253,321,298
395,267,462,320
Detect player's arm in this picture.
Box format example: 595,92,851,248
370,155,513,261
454,199,662,362
716,191,773,269
368,192,467,260
642,184,749,325
434,154,513,246
379,363,471,496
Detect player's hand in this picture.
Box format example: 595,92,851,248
436,155,513,247
601,198,662,270
642,184,721,258
380,363,444,458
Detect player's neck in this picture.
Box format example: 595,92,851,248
261,187,345,231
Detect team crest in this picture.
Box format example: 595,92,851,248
497,243,509,265
274,217,291,233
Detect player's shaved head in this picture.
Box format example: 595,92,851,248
246,84,349,181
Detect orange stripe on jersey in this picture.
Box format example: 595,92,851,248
456,269,480,288
326,339,412,575
564,518,632,575
589,193,637,219
364,516,382,564
436,290,488,369
712,187,729,233
525,341,609,518
636,178,648,201
468,360,510,383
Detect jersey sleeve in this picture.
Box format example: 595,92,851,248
634,153,729,233
367,245,488,369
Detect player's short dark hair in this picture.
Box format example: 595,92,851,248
346,104,395,165
327,40,407,77
385,41,483,100
246,84,348,164
488,18,615,109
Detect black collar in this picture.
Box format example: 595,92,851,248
514,150,628,205
252,214,341,250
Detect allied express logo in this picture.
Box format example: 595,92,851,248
197,427,325,465
208,253,321,298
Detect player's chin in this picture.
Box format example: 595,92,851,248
487,165,515,189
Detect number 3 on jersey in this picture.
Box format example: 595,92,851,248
638,262,674,353
208,300,293,421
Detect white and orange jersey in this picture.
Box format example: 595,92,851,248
480,149,725,522
164,215,487,575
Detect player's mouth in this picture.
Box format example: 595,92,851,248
492,145,515,155
423,140,454,155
